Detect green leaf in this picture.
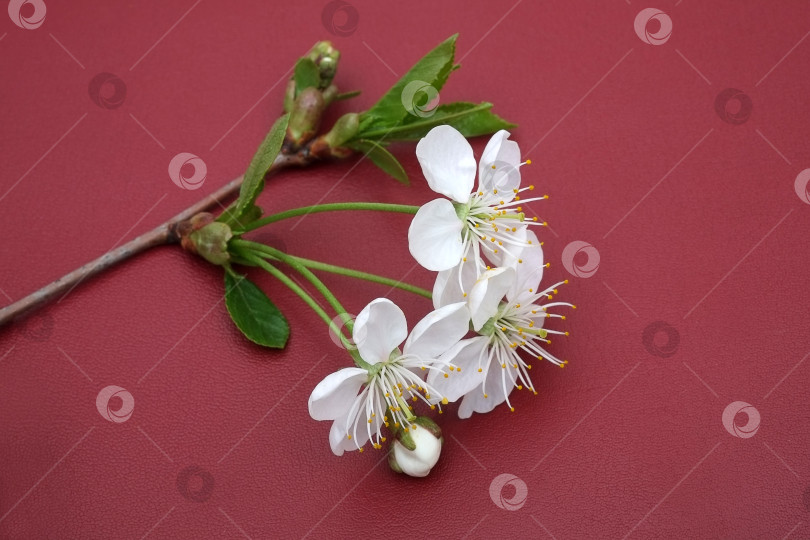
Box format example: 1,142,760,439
235,113,290,219
224,272,289,348
217,203,263,230
358,34,459,133
293,58,321,96
358,102,515,142
348,139,409,184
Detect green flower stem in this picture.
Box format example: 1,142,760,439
293,256,432,299
238,202,419,233
235,249,368,369
231,239,432,299
246,243,354,333
235,250,331,327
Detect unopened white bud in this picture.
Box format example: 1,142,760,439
389,418,443,478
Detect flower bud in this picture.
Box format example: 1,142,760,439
321,112,359,149
388,416,443,478
307,41,340,88
187,221,233,266
287,87,325,148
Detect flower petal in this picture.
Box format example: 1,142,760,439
408,198,465,271
354,298,408,364
467,267,515,331
308,367,368,421
329,406,367,455
508,230,545,302
432,255,479,309
416,125,476,203
458,358,518,418
427,336,489,402
478,130,521,196
403,302,470,359
329,417,356,455
328,385,384,456
479,130,521,172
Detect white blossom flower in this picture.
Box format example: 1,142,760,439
427,235,574,418
408,125,547,274
308,298,469,455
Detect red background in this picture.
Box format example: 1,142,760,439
2,1,810,538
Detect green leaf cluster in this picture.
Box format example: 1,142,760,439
344,34,515,183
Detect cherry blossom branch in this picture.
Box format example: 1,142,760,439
0,152,307,328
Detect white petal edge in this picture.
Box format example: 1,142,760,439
478,130,522,195
328,386,385,456
508,230,545,302
354,298,408,364
416,125,476,203
308,367,368,421
432,255,479,309
458,360,518,418
408,198,465,272
403,302,470,360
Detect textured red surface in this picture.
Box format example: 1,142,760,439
2,1,810,538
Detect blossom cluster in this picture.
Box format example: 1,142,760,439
308,126,574,476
